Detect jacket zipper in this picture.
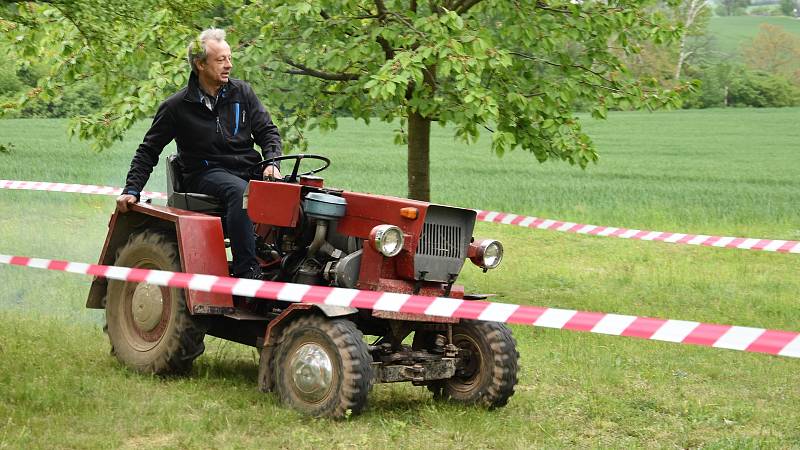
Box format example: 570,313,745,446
233,103,240,135
216,116,221,133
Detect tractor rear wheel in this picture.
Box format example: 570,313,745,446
105,230,206,375
273,316,373,418
419,321,519,408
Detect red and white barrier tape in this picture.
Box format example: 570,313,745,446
3,179,798,254
0,179,168,200
476,210,800,254
2,253,799,359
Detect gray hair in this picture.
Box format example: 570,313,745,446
187,28,226,73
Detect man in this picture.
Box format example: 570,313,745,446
116,28,281,280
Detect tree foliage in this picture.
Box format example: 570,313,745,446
2,0,686,200
780,0,798,16
742,23,800,85
715,0,750,16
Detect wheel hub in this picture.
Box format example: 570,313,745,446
130,283,164,332
289,343,333,403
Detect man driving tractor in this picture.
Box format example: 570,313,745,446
116,28,281,281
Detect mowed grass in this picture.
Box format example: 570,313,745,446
709,15,800,55
0,107,799,448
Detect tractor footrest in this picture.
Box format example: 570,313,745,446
224,309,270,321
371,358,457,384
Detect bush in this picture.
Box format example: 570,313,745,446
683,64,800,108
780,0,798,16
748,5,781,15
728,70,800,106
18,79,104,118
0,65,24,96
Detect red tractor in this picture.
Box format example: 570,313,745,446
87,154,518,418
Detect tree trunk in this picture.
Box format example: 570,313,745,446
407,111,431,201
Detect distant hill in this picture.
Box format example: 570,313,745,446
709,16,800,56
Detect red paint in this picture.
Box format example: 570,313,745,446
87,203,232,312
246,181,302,227
337,191,428,241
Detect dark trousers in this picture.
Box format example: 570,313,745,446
184,167,256,277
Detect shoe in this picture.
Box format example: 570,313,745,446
237,266,263,308
238,265,263,280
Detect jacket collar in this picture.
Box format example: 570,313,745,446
183,71,237,103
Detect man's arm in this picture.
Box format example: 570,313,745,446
244,83,282,164
117,101,176,212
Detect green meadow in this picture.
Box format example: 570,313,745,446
1,107,799,448
709,15,800,55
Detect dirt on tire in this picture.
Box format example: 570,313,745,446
418,320,519,408
105,230,206,375
272,315,373,418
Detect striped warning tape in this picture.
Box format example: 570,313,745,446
476,210,800,254
2,179,798,254
2,253,798,359
0,179,168,200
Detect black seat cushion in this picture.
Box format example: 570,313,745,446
166,154,225,215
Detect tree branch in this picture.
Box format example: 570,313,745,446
374,0,389,17
282,58,360,81
453,0,483,14
376,35,395,60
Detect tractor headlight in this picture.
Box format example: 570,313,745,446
370,224,404,257
469,239,504,270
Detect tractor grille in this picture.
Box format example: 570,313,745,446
417,223,464,259
413,206,476,282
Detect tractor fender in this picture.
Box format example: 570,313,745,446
257,303,357,392
86,203,233,313
315,304,359,317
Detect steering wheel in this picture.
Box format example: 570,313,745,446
249,154,331,183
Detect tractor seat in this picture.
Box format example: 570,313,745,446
166,154,225,216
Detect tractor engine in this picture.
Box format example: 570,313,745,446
248,181,503,297
256,192,363,288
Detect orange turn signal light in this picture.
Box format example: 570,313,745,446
400,207,418,220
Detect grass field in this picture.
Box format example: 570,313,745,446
1,107,799,448
709,16,800,55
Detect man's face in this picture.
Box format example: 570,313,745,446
197,39,232,88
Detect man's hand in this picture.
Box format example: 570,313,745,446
116,194,138,213
263,165,282,181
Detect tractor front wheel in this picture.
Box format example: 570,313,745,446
423,321,519,408
273,316,373,418
105,230,206,375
